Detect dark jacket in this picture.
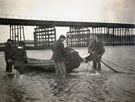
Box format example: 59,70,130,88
88,40,105,56
4,42,14,61
14,47,27,63
52,39,65,62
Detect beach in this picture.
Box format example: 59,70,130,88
0,46,135,102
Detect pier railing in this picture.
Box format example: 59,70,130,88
0,14,135,24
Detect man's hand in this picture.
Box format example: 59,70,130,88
82,58,88,63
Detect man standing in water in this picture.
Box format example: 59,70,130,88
52,35,66,78
13,41,27,85
4,39,14,73
85,35,105,73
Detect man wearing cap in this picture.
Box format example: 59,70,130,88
85,35,105,73
52,35,66,78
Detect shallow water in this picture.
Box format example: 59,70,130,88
0,46,135,102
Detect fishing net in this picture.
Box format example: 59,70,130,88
64,47,83,72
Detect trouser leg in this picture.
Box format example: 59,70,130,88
59,62,66,78
55,61,66,78
13,61,24,85
8,63,13,72
55,62,60,77
18,74,23,85
97,61,101,72
13,69,18,85
97,57,101,72
13,70,23,85
6,61,9,72
93,60,97,72
6,61,13,72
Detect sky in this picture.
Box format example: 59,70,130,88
0,0,135,42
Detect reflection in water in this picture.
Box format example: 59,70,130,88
0,46,135,102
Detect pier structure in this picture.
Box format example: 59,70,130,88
33,26,56,48
10,25,25,46
91,27,135,45
66,26,135,46
67,27,91,47
0,14,135,48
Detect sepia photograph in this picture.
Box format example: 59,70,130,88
0,0,135,102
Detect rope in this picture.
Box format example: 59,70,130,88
101,60,121,73
102,57,135,72
85,58,135,74
86,60,121,73
87,62,93,68
101,60,135,74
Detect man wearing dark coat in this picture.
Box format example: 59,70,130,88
13,41,27,85
52,35,66,78
85,36,105,73
4,39,14,73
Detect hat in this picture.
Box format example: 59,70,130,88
7,39,13,44
17,46,23,49
59,35,66,39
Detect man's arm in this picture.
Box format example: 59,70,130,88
88,40,95,53
23,50,28,63
60,43,66,56
98,42,105,57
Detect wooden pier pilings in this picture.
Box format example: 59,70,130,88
66,27,135,47
8,25,135,48
33,26,56,49
67,27,90,47
1,16,135,47
10,25,25,45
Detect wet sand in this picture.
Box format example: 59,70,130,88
0,46,135,102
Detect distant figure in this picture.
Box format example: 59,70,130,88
13,41,27,85
85,36,105,73
52,35,66,78
4,39,14,73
